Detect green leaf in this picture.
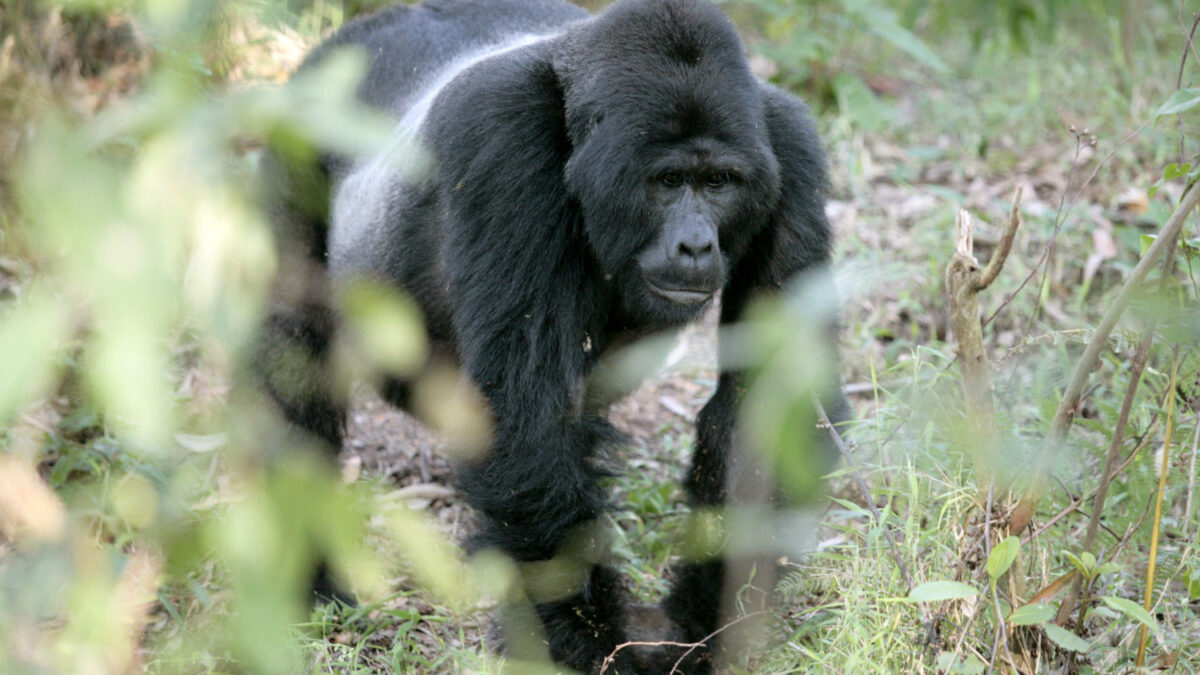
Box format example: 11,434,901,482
828,497,872,518
1186,567,1200,602
1139,234,1156,257
1063,551,1093,578
1095,562,1121,577
1099,596,1158,632
906,581,980,602
1043,623,1093,652
1150,162,1192,197
1008,603,1055,625
1164,162,1192,180
1155,87,1200,119
987,536,1020,581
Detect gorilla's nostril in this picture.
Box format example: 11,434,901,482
675,235,715,264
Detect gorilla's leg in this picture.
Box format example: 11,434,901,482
256,152,350,602
457,417,637,673
664,371,849,671
256,149,344,449
660,374,738,672
257,302,345,449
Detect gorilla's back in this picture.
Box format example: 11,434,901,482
322,0,588,344
306,0,587,114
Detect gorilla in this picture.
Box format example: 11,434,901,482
259,0,844,672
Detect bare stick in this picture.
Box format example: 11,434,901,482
598,611,769,675
668,610,768,675
1181,4,1200,67
1010,182,1200,533
1174,11,1200,163
977,191,1023,291
600,641,697,675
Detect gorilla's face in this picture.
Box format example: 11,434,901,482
631,144,771,325
565,118,781,329
635,160,745,307
559,11,783,329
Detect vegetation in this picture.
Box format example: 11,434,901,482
0,0,1197,673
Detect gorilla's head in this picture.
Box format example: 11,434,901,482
558,0,782,327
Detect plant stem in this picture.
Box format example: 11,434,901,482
1135,353,1179,667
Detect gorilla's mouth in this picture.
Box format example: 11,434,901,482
645,278,714,305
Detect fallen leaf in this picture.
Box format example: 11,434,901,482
1115,187,1149,215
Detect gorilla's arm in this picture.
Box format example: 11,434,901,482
424,52,636,672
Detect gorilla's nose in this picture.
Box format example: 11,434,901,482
667,222,717,272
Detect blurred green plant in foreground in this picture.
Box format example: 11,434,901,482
0,1,490,672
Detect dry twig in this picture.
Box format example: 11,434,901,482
598,611,768,675
1184,410,1200,541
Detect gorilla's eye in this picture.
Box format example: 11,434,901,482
659,172,686,188
705,171,732,189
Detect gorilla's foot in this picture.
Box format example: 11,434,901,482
621,604,714,675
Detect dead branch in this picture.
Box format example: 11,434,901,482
944,188,1022,491
977,192,1023,291
598,611,768,675
1185,410,1200,541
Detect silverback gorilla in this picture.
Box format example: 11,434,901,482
260,0,845,672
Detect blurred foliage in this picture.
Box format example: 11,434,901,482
0,1,486,673
728,0,1179,148
898,0,1123,50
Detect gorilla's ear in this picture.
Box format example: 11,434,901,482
562,116,620,200
431,54,576,240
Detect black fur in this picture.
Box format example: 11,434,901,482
260,1,843,672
